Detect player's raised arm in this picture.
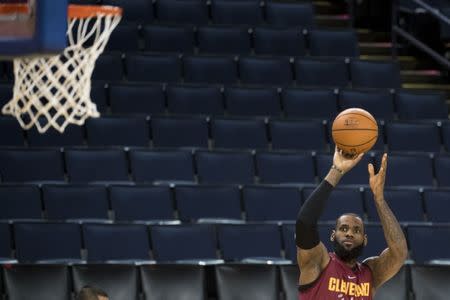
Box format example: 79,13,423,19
363,153,408,290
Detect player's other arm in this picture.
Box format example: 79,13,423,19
363,154,408,289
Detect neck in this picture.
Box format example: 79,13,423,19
334,252,358,268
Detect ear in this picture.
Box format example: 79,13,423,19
330,230,336,242
363,234,368,246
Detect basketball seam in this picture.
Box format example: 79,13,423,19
333,112,377,127
334,134,378,147
332,129,378,132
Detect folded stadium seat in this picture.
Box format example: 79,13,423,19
13,222,82,263
270,119,327,151
408,225,450,264
386,122,441,152
243,185,301,221
423,189,450,222
72,264,139,300
395,90,448,120
0,222,14,262
156,0,209,25
211,0,264,26
217,223,284,261
126,53,182,83
339,89,395,120
253,26,306,57
150,224,218,262
151,116,209,148
166,84,224,115
308,29,360,57
110,185,176,222
255,151,315,184
364,188,424,222
90,81,108,113
103,0,154,24
109,83,165,115
92,53,124,81
42,185,109,221
0,185,42,221
282,88,338,119
224,86,281,117
0,117,23,146
27,123,85,147
3,265,70,300
239,56,293,86
175,185,242,222
65,149,129,183
140,264,207,300
280,265,299,300
315,153,374,185
434,155,450,187
380,153,434,187
0,82,13,109
211,118,268,149
142,24,195,53
129,149,195,183
295,58,349,88
195,150,255,184
411,265,450,300
86,116,149,147
350,60,402,89
83,223,151,262
215,264,279,300
0,149,65,183
183,55,238,84
282,224,300,262
374,266,409,300
105,24,140,52
302,187,365,221
197,25,251,55
443,122,450,152
265,1,315,28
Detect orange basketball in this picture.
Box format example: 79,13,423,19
331,108,378,155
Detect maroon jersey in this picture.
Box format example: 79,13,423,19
299,253,373,300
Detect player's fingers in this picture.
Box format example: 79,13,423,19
368,163,374,177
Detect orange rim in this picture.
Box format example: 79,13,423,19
0,4,122,18
0,4,29,15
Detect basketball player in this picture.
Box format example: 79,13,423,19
76,286,109,300
296,149,407,299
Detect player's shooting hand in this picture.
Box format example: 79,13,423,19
332,147,364,174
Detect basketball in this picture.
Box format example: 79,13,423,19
331,108,378,155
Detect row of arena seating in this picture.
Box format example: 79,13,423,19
1,184,450,222
1,221,450,264
0,148,449,186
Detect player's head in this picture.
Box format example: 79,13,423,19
330,213,367,262
76,286,109,300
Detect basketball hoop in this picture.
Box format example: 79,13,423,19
1,4,122,133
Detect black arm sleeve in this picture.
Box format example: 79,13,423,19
295,180,334,249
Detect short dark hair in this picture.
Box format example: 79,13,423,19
76,286,108,300
335,213,364,229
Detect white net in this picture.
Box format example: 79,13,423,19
2,9,121,133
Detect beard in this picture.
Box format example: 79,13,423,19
332,239,365,262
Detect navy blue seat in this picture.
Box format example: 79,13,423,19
83,223,150,262
152,116,209,148
167,84,224,115
196,150,255,184
295,58,349,88
407,225,450,263
281,224,296,262
183,55,238,84
106,24,140,52
350,60,401,88
339,89,395,120
110,185,175,222
0,117,23,146
27,125,84,147
270,119,327,151
92,53,123,81
309,29,359,57
243,186,301,221
0,149,64,182
103,0,154,24
150,224,217,261
316,153,373,185
443,122,450,152
383,153,434,187
423,189,450,222
396,90,448,120
14,222,82,262
109,83,165,115
212,118,268,149
175,185,242,221
0,222,12,260
386,122,441,152
86,116,149,147
434,155,450,187
156,0,208,25
211,0,263,25
225,86,281,116
0,83,13,109
142,25,195,53
65,149,129,183
239,56,293,85
89,81,108,113
126,53,182,83
410,265,450,300
255,151,315,184
282,88,338,119
129,150,195,183
265,1,315,28
0,185,41,221
42,185,109,221
254,27,306,56
197,26,251,55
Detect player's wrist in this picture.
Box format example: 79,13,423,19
325,167,343,187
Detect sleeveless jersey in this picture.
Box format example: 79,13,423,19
299,253,373,300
